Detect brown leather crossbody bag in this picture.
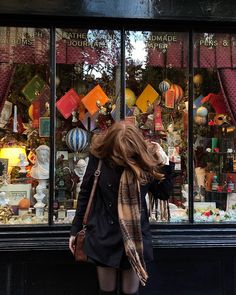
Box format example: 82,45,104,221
74,159,102,262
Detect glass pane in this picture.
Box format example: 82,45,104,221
193,33,236,222
0,27,50,225
125,31,189,223
55,28,121,224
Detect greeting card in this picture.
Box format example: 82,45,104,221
22,75,46,102
81,85,109,116
136,84,159,113
56,88,81,119
154,105,164,131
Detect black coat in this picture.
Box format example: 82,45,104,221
71,154,174,268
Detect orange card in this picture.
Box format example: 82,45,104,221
81,85,109,116
136,84,159,113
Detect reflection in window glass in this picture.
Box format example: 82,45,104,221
55,28,121,224
193,33,236,222
125,31,189,223
0,27,50,225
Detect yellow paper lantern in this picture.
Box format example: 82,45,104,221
125,88,136,108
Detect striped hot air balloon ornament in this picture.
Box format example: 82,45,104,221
164,84,183,108
159,79,171,93
65,127,88,160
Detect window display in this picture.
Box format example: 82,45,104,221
193,33,236,222
0,27,50,225
124,31,189,223
1,27,236,226
54,29,121,223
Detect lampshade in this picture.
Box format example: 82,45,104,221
0,147,27,170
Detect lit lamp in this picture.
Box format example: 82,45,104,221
0,147,27,173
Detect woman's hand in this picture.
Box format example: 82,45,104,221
69,235,76,255
151,141,169,165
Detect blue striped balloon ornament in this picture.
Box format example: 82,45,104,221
65,127,88,153
159,79,171,93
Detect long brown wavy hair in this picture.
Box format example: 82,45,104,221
90,121,164,181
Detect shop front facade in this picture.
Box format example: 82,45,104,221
0,1,236,294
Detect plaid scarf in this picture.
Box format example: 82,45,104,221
118,169,148,286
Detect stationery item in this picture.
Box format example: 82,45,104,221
21,75,46,102
56,88,81,119
136,84,159,113
164,88,175,108
32,99,40,128
154,105,163,131
0,101,12,128
211,175,219,191
81,85,109,116
58,206,66,220
211,138,218,150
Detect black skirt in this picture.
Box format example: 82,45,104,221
88,251,131,270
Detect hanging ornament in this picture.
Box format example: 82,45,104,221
196,106,208,117
164,84,183,108
171,84,184,101
96,100,115,130
125,88,136,108
65,127,88,155
159,79,171,93
71,111,78,123
193,74,203,86
56,76,60,87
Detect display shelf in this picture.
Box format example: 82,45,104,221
206,190,235,194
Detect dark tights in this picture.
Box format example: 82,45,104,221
97,266,139,295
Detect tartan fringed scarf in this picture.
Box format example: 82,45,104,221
118,169,148,286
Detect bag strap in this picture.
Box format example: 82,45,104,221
82,159,102,227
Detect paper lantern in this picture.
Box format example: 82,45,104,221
125,88,136,108
159,79,171,93
65,127,88,152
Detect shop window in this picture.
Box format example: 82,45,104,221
125,31,189,223
193,33,236,222
0,27,50,224
54,29,121,224
3,27,236,227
